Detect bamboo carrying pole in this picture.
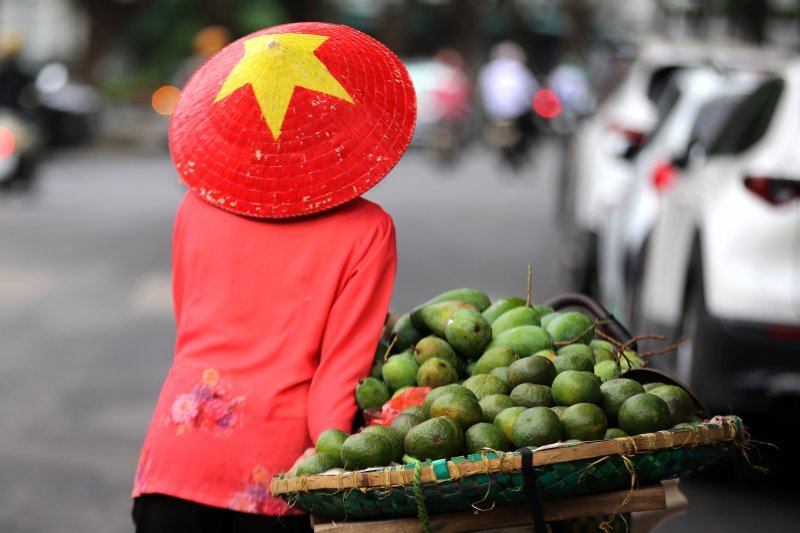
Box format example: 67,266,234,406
311,482,669,532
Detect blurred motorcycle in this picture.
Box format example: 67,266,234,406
0,108,41,191
534,60,596,137
482,113,538,170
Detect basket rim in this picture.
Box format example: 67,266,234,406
270,415,743,495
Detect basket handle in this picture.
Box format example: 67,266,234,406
545,293,638,352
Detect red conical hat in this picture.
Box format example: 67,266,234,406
169,22,416,218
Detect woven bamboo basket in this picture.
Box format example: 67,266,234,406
270,415,744,521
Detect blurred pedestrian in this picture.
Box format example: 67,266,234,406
131,22,416,533
0,30,33,112
429,47,472,160
431,48,471,126
545,54,596,135
477,41,540,168
547,55,595,119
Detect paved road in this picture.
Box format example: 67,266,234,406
0,142,796,532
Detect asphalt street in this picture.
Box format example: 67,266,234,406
0,140,797,532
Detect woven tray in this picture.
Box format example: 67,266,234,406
270,415,744,521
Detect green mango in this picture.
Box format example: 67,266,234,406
590,339,616,352
593,346,617,363
464,360,478,377
482,296,526,325
556,343,595,363
491,306,549,337
540,312,560,329
413,335,460,369
382,355,420,392
487,325,553,357
430,287,492,311
412,300,477,337
369,358,384,379
390,313,424,354
546,311,595,345
410,288,492,329
445,308,492,360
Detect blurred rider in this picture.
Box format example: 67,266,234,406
0,31,33,112
478,41,540,167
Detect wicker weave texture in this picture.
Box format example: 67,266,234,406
280,418,742,520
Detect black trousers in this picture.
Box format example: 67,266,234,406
132,494,313,533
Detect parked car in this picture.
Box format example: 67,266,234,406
637,58,800,413
560,39,789,297
560,39,705,295
597,64,766,328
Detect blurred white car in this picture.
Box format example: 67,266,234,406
597,65,767,326
561,39,789,296
639,58,800,413
561,39,709,294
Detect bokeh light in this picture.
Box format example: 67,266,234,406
532,88,562,119
0,126,16,160
151,85,181,115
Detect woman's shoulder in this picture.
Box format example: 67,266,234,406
332,197,394,228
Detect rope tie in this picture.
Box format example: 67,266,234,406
618,437,638,456
470,481,496,514
619,455,638,505
726,421,737,440
412,462,431,533
374,469,394,497
480,454,491,474
447,462,462,480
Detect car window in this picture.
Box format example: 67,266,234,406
706,78,783,156
647,66,682,103
690,94,744,148
640,79,681,149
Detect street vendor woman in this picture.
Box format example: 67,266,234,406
131,22,416,532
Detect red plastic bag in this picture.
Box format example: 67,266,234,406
368,387,432,426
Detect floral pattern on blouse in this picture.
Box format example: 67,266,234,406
227,465,298,515
167,368,245,436
134,447,152,493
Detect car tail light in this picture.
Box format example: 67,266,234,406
767,324,800,342
652,159,676,192
743,176,800,206
532,88,562,118
0,126,15,160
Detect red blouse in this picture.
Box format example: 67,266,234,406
132,191,397,515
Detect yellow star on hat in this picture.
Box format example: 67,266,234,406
214,33,354,140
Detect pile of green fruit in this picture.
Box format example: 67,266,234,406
292,288,703,476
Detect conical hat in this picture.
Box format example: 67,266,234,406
169,22,416,218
